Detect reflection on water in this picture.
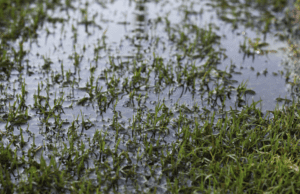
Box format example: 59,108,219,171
132,0,148,60
2,0,300,191
12,0,298,135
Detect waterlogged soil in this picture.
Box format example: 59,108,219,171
2,0,300,193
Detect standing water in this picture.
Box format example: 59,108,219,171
1,0,300,193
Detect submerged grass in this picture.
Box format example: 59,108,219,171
1,0,300,193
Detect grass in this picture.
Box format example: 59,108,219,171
1,0,300,193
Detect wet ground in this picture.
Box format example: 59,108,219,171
2,0,300,193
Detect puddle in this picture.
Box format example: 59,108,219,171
1,0,300,192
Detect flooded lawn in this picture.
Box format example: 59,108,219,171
2,0,300,193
